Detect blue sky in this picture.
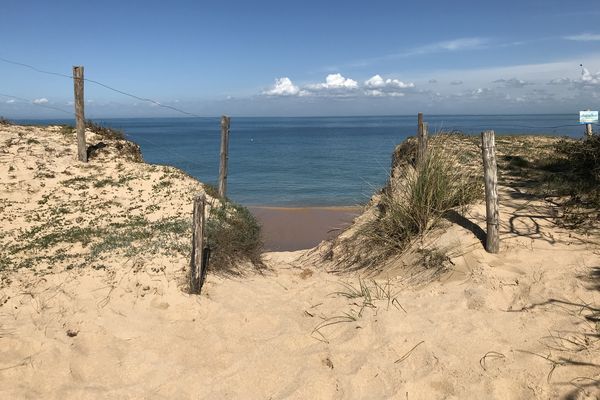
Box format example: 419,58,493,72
1,0,600,117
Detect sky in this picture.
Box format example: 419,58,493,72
1,0,600,118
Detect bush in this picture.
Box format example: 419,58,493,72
360,140,482,264
85,120,125,140
0,117,12,126
206,199,263,274
553,135,600,188
543,136,600,228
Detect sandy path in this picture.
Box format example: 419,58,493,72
2,218,599,399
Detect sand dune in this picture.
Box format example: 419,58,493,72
1,124,600,399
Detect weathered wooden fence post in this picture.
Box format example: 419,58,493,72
190,194,207,294
72,66,87,162
481,130,499,253
585,122,593,137
218,115,230,198
417,112,428,165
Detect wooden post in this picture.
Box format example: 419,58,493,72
72,66,87,162
417,113,428,165
218,115,230,198
190,194,206,294
481,130,499,253
585,123,593,137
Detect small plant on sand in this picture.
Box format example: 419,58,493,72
205,199,263,274
359,138,482,267
59,125,74,137
311,278,405,343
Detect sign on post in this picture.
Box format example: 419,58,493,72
580,110,598,124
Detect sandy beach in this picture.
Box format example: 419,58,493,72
1,124,600,399
250,206,361,251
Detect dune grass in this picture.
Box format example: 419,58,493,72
357,136,482,268
205,198,264,275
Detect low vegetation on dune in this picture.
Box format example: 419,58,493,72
359,137,483,268
315,131,600,276
85,120,126,141
206,198,264,275
0,124,264,284
540,135,600,229
316,133,484,274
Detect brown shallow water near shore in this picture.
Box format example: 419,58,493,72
249,206,362,251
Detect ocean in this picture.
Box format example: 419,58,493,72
16,114,587,206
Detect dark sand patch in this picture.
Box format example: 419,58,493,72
249,206,361,251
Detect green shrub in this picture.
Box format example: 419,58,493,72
205,199,263,274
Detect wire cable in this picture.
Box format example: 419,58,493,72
0,56,204,118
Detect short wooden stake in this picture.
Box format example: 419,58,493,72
417,112,428,165
218,115,230,198
72,66,87,162
585,123,593,137
190,194,207,294
481,130,499,253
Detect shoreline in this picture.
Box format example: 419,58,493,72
248,206,362,252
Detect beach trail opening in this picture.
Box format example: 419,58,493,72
249,206,361,251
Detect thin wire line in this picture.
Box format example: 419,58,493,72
0,56,72,79
0,56,204,118
83,78,203,117
0,92,74,116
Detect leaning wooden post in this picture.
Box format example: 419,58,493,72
218,115,230,198
481,130,499,253
72,66,87,162
417,112,428,165
190,194,206,294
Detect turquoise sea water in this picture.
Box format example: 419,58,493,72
16,115,588,206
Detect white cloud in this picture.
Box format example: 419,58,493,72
308,73,358,90
6,99,15,104
564,33,600,41
32,98,48,104
364,74,414,89
263,77,301,96
428,79,437,84
363,74,415,97
582,67,600,85
450,80,463,85
493,78,531,88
